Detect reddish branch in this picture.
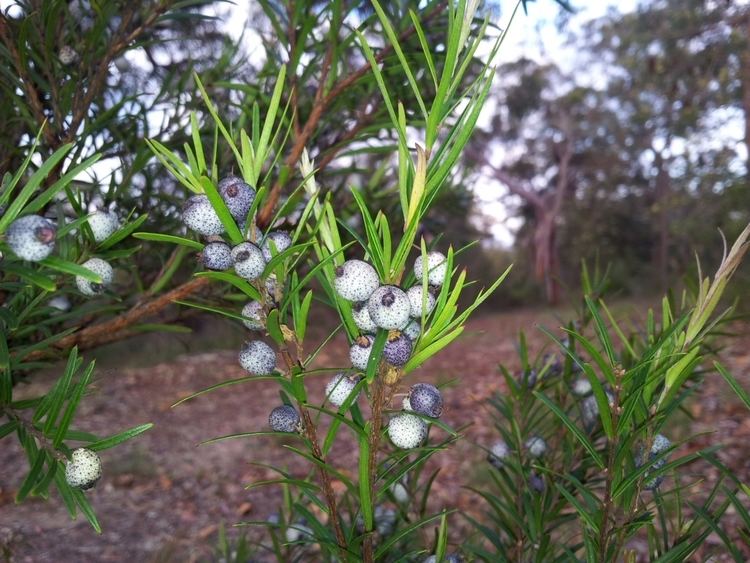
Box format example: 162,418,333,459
256,2,447,228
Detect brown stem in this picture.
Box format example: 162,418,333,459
598,367,623,562
21,276,211,361
277,346,348,558
256,2,447,228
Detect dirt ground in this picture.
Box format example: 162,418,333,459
1,305,749,562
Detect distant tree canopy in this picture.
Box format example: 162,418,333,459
471,0,750,303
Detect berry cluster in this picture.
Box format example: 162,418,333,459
331,252,449,450
4,208,121,301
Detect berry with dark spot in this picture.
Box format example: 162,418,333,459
87,210,119,243
334,259,380,302
350,335,375,371
261,231,292,262
325,372,361,407
75,258,113,296
65,448,102,490
269,405,300,433
525,435,548,458
59,46,77,65
488,440,510,469
231,242,266,280
368,285,410,330
200,241,233,271
638,433,672,490
406,285,436,318
218,176,256,223
239,340,276,375
182,194,224,236
388,412,427,449
6,215,56,261
383,331,412,367
424,554,463,563
405,383,443,418
241,301,265,331
413,251,447,286
352,301,378,333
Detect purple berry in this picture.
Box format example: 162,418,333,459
383,331,412,367
200,241,233,271
269,405,300,433
239,340,276,375
406,383,442,418
218,176,255,223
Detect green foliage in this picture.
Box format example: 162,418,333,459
470,228,750,561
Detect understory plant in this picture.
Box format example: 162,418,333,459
0,135,153,532
471,229,750,562
145,2,513,561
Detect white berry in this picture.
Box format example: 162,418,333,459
525,435,548,458
87,210,119,242
232,242,266,280
388,412,427,449
261,231,292,262
325,372,361,407
352,301,378,333
368,285,410,330
65,448,102,490
6,215,56,261
182,194,224,236
241,301,265,331
334,260,380,302
406,285,436,318
75,258,113,296
413,251,447,287
349,335,375,371
239,340,276,375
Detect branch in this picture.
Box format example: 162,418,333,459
23,276,211,360
256,2,447,228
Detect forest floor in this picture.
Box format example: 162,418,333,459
1,303,749,562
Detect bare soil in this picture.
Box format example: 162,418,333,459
1,305,748,562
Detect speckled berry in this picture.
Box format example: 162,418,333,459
182,194,224,236
261,231,292,262
334,260,380,302
48,295,71,312
352,301,378,333
87,210,119,243
231,242,266,280
413,251,447,287
406,285,436,318
368,285,410,330
65,448,102,490
241,301,265,331
239,340,276,375
6,215,56,261
406,383,442,418
572,378,592,396
529,471,545,493
325,372,361,407
218,176,256,223
350,335,375,371
424,554,463,563
269,405,300,433
285,521,314,543
75,258,113,296
525,435,548,458
383,331,413,367
200,241,233,271
488,440,510,469
401,318,421,341
59,45,77,65
581,391,615,432
638,434,672,490
388,412,427,449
